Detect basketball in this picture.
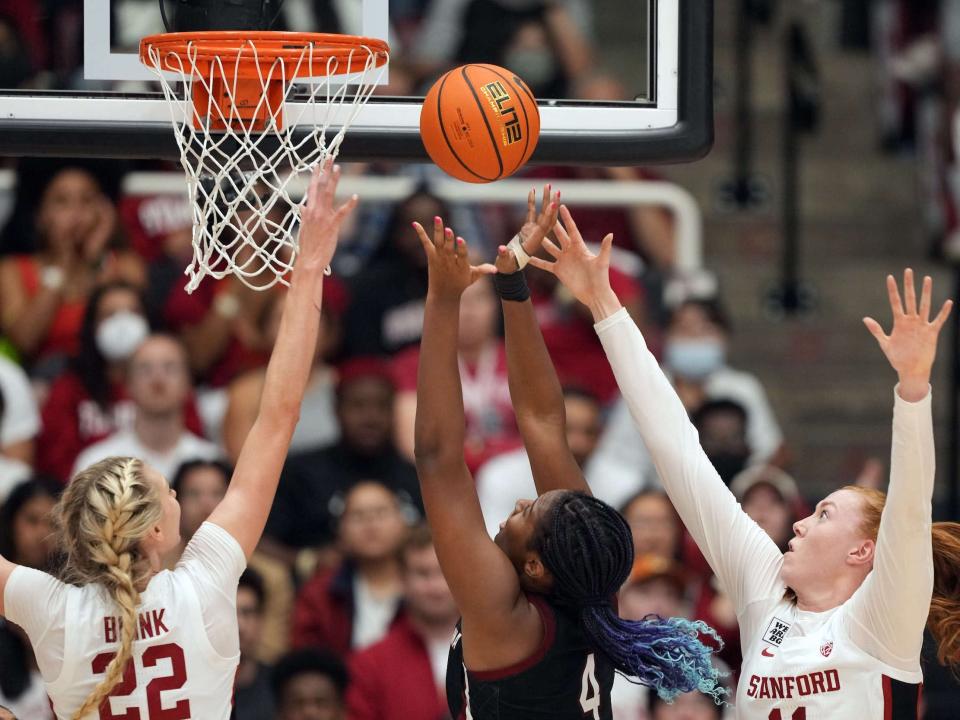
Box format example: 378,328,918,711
420,64,540,183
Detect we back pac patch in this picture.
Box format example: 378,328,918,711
762,617,792,647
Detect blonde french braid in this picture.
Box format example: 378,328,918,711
55,457,163,720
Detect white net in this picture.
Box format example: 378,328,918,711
142,35,388,291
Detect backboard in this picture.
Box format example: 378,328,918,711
0,0,712,165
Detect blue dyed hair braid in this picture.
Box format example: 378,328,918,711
532,491,726,703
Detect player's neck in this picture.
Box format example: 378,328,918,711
794,576,861,613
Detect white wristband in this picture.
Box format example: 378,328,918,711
507,235,531,270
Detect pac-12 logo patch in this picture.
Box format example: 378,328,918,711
820,641,834,657
762,617,792,647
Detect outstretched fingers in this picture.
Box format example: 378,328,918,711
333,193,359,226
903,268,917,316
527,255,555,274
886,274,904,319
862,316,888,347
412,221,434,255
932,299,954,330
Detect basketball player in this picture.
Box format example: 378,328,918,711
529,205,960,719
0,159,358,720
412,188,723,720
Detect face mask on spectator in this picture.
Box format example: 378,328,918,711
664,338,725,380
96,311,149,361
503,48,557,87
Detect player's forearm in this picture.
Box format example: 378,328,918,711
258,268,323,426
501,298,566,429
414,292,467,462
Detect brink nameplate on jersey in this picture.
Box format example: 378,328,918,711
103,609,169,643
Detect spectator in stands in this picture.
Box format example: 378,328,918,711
412,0,593,96
528,255,648,404
163,458,232,566
291,481,409,657
0,162,144,364
477,386,646,534
664,299,784,465
162,263,275,389
271,648,349,720
265,359,421,558
0,358,37,499
393,276,521,472
0,479,58,720
223,279,348,462
619,490,683,562
347,525,458,720
72,334,219,478
692,399,752,486
163,457,295,662
36,281,204,483
235,567,275,720
595,297,785,485
729,465,801,553
0,478,57,572
340,189,443,356
611,555,691,719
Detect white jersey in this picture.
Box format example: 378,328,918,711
595,309,933,720
3,522,246,720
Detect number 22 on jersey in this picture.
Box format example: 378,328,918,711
91,642,190,720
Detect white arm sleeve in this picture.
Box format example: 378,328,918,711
175,521,247,658
844,388,935,671
3,566,68,680
595,308,785,613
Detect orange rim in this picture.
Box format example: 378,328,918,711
139,31,390,78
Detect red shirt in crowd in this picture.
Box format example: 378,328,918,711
37,371,205,483
347,614,449,720
531,266,643,404
290,562,402,660
13,256,86,360
392,340,521,473
163,277,269,388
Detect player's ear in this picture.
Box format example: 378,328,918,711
847,538,875,567
523,553,545,581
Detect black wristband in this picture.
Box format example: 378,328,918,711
494,270,530,302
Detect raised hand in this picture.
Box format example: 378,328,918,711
863,269,952,401
526,204,621,321
297,159,358,273
415,216,497,299
495,184,561,273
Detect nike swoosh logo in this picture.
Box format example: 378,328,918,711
761,647,775,657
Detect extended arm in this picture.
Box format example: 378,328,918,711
413,218,525,627
207,162,358,559
528,207,784,612
497,187,588,495
848,271,951,668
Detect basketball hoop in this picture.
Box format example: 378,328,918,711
140,31,389,291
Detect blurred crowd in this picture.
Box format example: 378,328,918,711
0,0,957,719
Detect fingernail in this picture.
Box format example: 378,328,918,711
446,228,453,236
411,221,418,228
434,216,441,223
334,164,341,173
